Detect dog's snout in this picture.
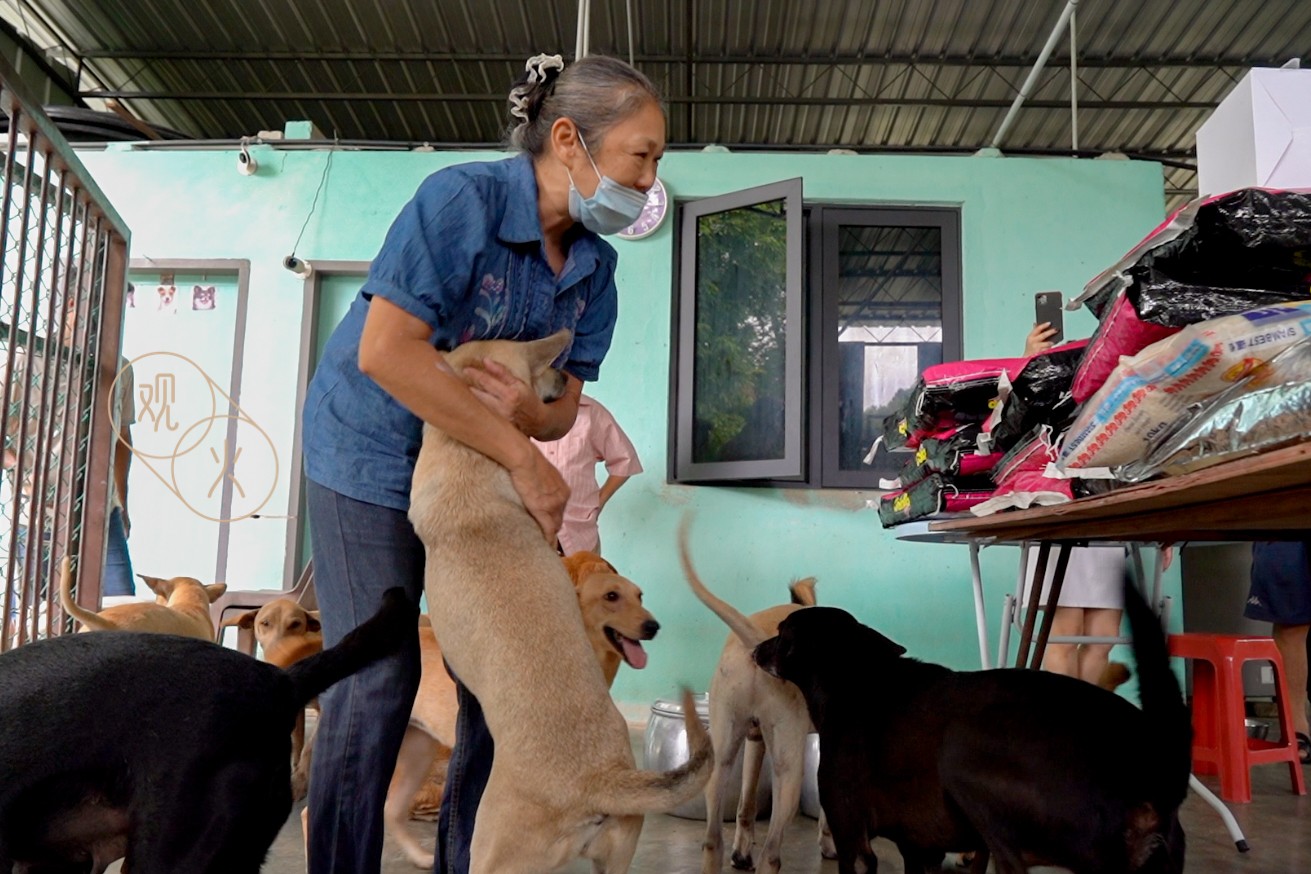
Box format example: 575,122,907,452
641,619,660,639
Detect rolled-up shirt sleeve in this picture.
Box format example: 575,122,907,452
590,400,643,476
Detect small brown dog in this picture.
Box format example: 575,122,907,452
236,599,323,795
57,557,227,640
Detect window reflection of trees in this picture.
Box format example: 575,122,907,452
692,200,788,464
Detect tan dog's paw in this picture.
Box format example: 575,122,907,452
1097,660,1132,692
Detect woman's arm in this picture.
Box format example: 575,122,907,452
358,296,569,540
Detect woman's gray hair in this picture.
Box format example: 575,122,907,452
507,55,662,156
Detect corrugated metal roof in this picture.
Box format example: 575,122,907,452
4,0,1310,207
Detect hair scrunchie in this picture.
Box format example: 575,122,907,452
509,53,566,123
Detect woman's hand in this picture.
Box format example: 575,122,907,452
507,446,571,543
1024,322,1058,356
464,358,548,437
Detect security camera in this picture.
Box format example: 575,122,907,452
282,255,313,279
237,145,258,176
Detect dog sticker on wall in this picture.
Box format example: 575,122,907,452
192,285,217,311
156,284,178,313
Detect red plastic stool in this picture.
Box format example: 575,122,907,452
1168,633,1307,804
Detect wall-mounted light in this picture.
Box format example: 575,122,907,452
237,140,258,176
282,255,313,278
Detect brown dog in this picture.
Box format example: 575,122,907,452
410,330,711,873
57,557,226,640
385,550,660,868
270,550,661,868
236,599,323,796
678,524,835,874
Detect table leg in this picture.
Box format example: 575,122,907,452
1029,544,1072,670
1189,774,1249,852
1015,543,1051,668
968,543,991,670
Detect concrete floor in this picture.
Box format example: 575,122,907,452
258,743,1309,873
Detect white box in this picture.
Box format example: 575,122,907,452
1196,67,1311,196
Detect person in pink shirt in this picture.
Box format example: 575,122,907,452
533,393,642,555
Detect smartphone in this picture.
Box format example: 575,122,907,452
1034,291,1064,345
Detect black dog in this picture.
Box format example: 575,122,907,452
753,580,1190,874
0,588,416,873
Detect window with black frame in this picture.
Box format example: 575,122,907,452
671,185,960,489
820,209,961,488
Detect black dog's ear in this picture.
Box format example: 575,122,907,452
859,624,908,659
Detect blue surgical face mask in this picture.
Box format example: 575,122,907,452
567,134,649,236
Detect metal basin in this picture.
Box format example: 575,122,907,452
800,731,822,819
643,693,772,820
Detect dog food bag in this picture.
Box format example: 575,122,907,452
1070,291,1181,402
990,340,1089,450
1118,334,1311,481
906,357,1027,429
1058,301,1311,471
877,473,995,528
1070,188,1311,401
897,428,997,482
970,468,1075,516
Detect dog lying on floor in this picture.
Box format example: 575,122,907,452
752,578,1191,874
59,560,227,640
0,584,415,873
678,523,835,874
409,330,711,874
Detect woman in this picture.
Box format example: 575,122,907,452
300,54,665,874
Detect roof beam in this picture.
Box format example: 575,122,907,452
72,49,1303,71
78,89,1220,111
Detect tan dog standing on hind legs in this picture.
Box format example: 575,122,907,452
271,548,662,869
385,551,659,868
678,521,836,874
409,330,711,874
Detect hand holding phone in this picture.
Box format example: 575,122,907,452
1033,291,1064,346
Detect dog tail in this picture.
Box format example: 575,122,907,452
1123,576,1191,813
57,556,119,631
678,516,768,648
789,577,818,606
593,688,714,816
284,587,418,709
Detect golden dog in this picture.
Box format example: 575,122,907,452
57,557,226,640
409,330,711,874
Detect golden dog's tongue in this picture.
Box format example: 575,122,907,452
621,638,648,669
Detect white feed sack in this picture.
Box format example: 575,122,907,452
1058,301,1311,471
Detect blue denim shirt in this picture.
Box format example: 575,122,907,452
302,153,620,511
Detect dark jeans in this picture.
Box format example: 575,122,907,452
305,479,425,874
436,672,495,874
304,478,495,874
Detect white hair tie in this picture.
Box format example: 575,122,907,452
509,53,565,122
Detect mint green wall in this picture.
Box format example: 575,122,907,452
77,144,1171,716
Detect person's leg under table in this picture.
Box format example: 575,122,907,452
305,479,424,874
1272,622,1309,760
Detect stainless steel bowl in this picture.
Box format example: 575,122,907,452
800,732,822,819
1245,718,1271,741
643,693,772,820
